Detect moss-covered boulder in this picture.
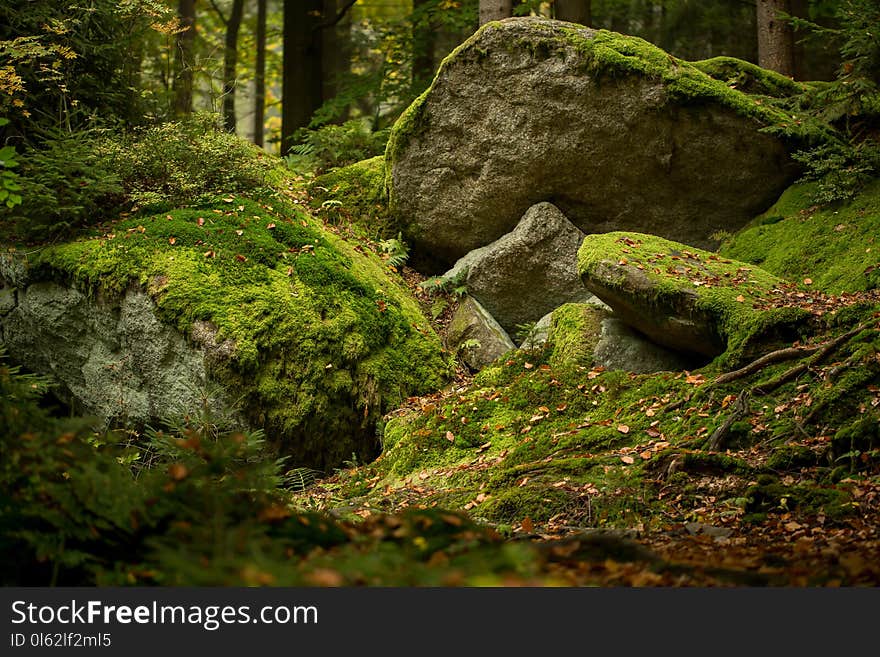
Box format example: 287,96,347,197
1,193,449,469
547,302,694,372
388,17,814,271
578,231,809,360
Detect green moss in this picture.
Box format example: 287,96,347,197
577,231,811,364
547,303,607,370
310,156,394,238
721,180,880,294
690,56,808,98
384,21,834,190
744,478,854,521
30,192,450,468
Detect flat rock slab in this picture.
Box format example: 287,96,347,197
577,231,802,359
442,202,593,337
388,17,799,271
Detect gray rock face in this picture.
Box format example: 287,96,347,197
594,317,696,373
389,17,797,271
442,202,593,337
0,277,239,428
447,296,515,371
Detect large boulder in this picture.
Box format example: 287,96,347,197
387,17,804,271
577,231,809,361
441,202,592,336
0,195,449,469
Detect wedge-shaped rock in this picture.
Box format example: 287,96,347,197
578,232,808,360
447,296,516,371
442,202,592,337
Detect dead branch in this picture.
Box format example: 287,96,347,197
713,345,818,385
704,389,750,452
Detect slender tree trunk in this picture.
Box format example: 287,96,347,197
222,0,245,132
282,0,323,152
173,0,197,117
254,0,267,146
412,0,436,92
555,0,591,26
479,0,512,26
757,0,795,77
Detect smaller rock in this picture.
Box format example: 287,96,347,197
442,202,593,337
547,303,609,368
594,318,696,373
578,231,805,360
517,311,553,350
447,297,516,371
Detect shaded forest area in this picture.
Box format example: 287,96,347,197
1,1,880,587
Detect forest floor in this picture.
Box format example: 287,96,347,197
287,254,880,586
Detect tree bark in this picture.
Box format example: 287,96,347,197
282,0,323,152
172,0,197,117
479,0,512,26
253,0,267,146
555,0,591,26
757,0,795,77
222,0,245,133
412,0,437,92
321,0,351,119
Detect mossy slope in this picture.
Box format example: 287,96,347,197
720,181,880,294
30,191,450,469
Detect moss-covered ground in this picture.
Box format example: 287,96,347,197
285,172,880,585
720,180,880,294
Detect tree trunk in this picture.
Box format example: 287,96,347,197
479,0,512,26
321,0,351,120
757,0,794,77
555,0,591,26
282,0,323,152
172,0,197,117
412,0,437,92
222,0,245,133
254,0,267,146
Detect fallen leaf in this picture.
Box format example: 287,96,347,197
446,431,455,442
524,362,534,370
235,254,247,262
803,278,813,285
168,237,176,245
736,294,746,303
521,517,534,533
267,223,276,229
620,455,635,464
197,217,205,226
617,424,630,434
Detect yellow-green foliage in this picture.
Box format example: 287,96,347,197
720,181,880,294
577,231,810,364
32,192,450,468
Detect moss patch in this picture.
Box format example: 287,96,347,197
720,181,880,294
547,303,607,370
310,156,394,239
29,191,450,469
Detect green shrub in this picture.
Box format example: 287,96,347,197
1,128,125,241
105,113,276,214
285,118,389,174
